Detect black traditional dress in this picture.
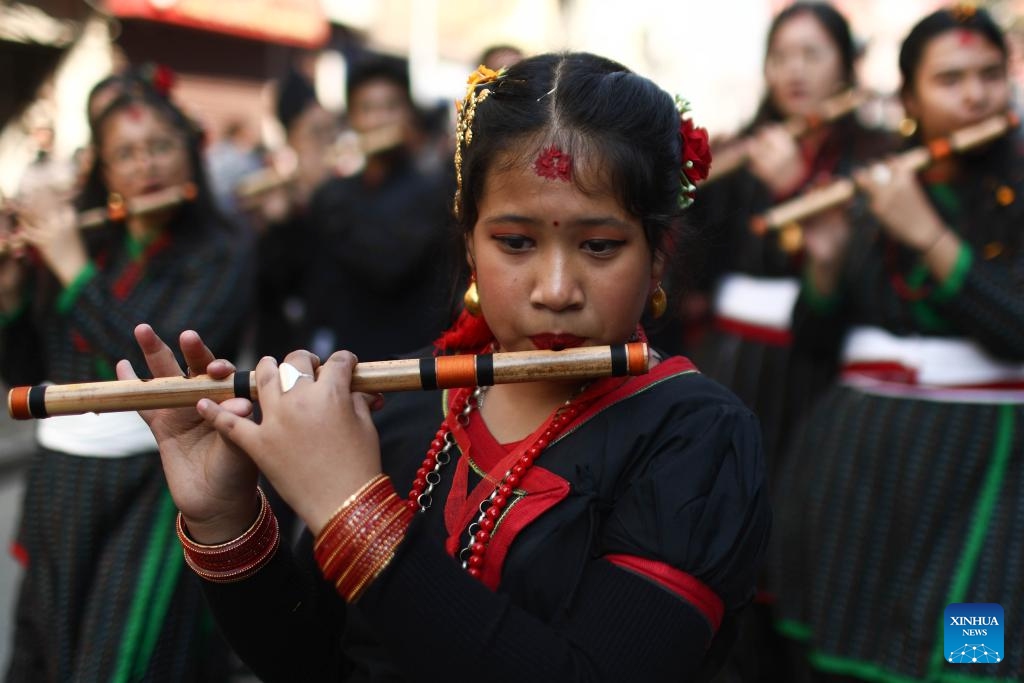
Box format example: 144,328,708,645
772,132,1024,681
201,354,771,682
2,221,252,682
689,115,897,469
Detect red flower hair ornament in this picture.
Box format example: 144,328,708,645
139,62,176,98
675,96,712,209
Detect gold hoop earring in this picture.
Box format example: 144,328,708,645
463,277,481,316
649,285,667,319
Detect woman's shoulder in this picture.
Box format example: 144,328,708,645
577,353,763,474
611,354,755,421
841,116,901,162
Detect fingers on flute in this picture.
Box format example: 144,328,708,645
179,329,230,377
352,393,383,420
115,358,139,381
197,399,258,449
134,323,185,377
253,356,282,403
281,349,320,375
216,397,254,418
320,351,358,392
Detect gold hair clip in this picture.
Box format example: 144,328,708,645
453,65,507,219
952,1,977,22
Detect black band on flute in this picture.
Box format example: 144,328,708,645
610,345,628,376
234,371,251,400
476,353,494,387
28,386,48,419
420,357,438,391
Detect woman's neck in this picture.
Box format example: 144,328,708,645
920,156,960,184
125,214,164,243
800,125,830,157
478,380,585,444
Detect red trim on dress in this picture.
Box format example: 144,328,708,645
440,356,703,590
605,553,724,634
842,361,918,384
714,316,793,347
842,362,1024,389
112,232,172,300
9,541,28,568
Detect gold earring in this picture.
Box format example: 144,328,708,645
463,277,481,316
107,192,126,221
649,285,667,319
898,117,918,137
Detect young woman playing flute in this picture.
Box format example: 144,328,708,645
119,52,770,681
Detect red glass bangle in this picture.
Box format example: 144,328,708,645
314,477,413,602
177,487,281,583
314,474,390,553
338,508,413,602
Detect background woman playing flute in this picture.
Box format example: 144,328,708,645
671,5,898,678
684,2,897,466
773,7,1024,681
1,77,251,680
120,52,770,681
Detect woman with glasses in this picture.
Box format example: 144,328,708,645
1,83,252,681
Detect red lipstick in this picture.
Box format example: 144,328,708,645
529,334,586,351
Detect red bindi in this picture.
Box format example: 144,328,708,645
533,145,572,182
552,220,560,227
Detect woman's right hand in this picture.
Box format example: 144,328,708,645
746,124,806,197
801,206,852,297
117,323,261,544
0,213,26,312
0,249,26,314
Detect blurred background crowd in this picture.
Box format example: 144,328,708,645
0,0,1023,680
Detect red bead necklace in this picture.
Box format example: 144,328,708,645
406,384,588,581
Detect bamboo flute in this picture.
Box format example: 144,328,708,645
8,343,650,420
704,88,869,185
234,124,405,201
749,112,1019,234
0,183,197,257
78,183,197,229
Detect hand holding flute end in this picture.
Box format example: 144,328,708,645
117,323,385,546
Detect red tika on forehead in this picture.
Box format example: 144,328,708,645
533,145,572,182
957,29,978,46
125,104,145,121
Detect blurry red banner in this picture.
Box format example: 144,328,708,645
105,0,329,48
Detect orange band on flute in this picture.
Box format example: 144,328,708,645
8,386,30,421
928,138,952,160
434,354,478,389
627,343,648,375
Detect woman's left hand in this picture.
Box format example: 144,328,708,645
197,349,385,534
853,157,946,251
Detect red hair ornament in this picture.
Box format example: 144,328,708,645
675,96,712,209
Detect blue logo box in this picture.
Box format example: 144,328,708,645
945,603,1004,664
